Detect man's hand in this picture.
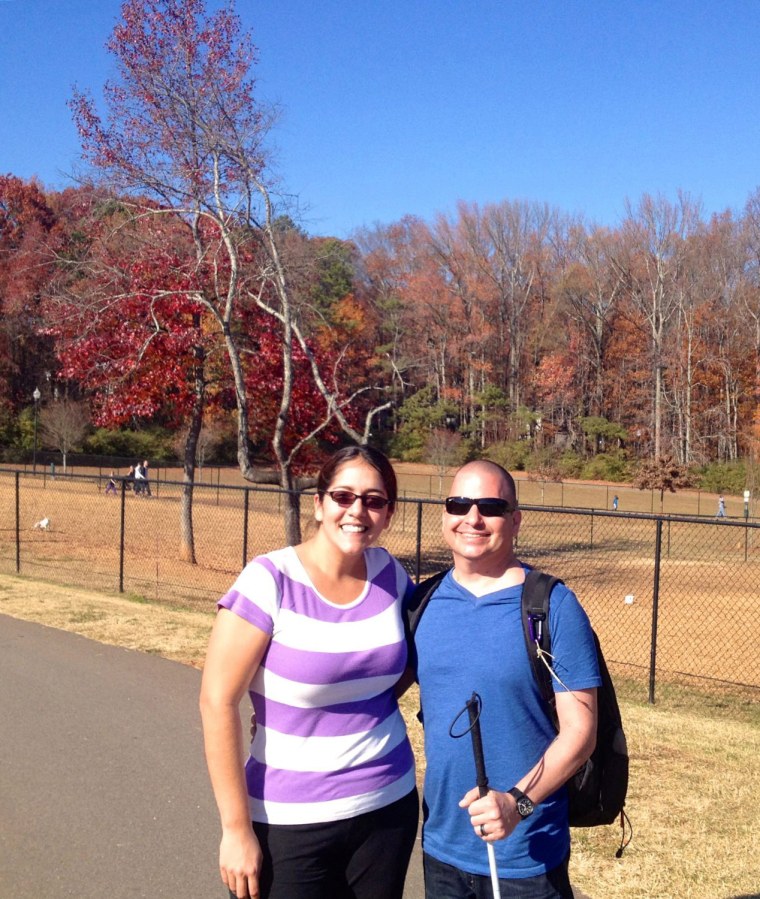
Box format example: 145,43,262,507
459,787,521,842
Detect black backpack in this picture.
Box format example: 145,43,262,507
405,567,631,854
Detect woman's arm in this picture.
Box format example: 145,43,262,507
200,608,271,899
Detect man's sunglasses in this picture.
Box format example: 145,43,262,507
444,496,515,517
324,490,391,510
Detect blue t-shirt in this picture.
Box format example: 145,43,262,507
414,569,601,879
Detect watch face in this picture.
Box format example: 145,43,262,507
517,796,534,817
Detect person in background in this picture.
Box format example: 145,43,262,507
407,460,600,899
105,471,118,496
200,446,418,899
612,495,619,511
133,462,145,495
139,459,152,496
716,494,726,518
134,460,152,496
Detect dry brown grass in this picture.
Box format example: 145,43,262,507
2,571,759,898
0,572,211,666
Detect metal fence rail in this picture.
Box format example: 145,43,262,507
1,469,758,701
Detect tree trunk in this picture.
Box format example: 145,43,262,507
280,468,302,546
178,335,205,563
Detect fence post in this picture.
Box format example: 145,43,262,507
589,512,594,550
15,470,20,573
415,502,423,583
648,518,663,704
242,488,250,571
667,519,671,558
745,525,749,563
119,478,127,593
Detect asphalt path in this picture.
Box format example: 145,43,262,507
0,614,425,899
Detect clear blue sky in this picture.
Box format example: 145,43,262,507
2,0,759,238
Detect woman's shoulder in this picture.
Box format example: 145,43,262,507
365,545,402,571
365,546,412,591
236,546,297,585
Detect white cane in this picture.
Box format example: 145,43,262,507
465,693,501,899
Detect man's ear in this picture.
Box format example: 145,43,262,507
512,508,522,536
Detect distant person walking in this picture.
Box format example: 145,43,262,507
612,495,619,511
140,460,152,496
105,471,118,496
134,460,152,496
716,494,726,518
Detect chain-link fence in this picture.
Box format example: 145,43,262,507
11,458,759,518
2,469,758,701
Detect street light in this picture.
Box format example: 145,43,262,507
32,387,41,474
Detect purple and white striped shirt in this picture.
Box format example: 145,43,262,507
218,545,416,824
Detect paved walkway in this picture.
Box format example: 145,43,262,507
0,614,222,897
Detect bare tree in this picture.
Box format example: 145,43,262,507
616,192,701,458
559,225,625,418
40,400,89,473
425,428,463,496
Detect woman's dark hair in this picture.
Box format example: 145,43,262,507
317,446,398,512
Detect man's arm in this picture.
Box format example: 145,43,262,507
460,686,597,841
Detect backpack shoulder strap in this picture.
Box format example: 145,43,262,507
521,569,563,723
404,568,451,696
405,568,451,638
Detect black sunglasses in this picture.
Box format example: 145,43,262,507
444,496,514,517
325,490,391,511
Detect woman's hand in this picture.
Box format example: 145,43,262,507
219,825,263,898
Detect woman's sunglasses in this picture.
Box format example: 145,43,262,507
325,490,390,510
444,496,514,517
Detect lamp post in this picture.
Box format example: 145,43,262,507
32,387,41,474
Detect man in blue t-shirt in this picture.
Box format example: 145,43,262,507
412,461,601,899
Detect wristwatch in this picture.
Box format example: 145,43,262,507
507,787,535,819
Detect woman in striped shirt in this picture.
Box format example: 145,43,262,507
200,446,418,899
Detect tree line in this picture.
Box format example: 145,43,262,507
2,0,759,556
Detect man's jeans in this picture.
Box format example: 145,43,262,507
423,851,574,899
